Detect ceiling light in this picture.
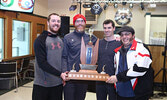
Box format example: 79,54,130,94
122,2,127,6
114,3,118,8
69,5,77,11
83,3,91,8
140,2,145,10
103,3,108,10
129,3,133,8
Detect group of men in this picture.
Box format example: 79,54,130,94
33,13,153,100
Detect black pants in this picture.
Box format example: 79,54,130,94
135,94,150,100
116,94,135,100
64,81,88,100
32,84,63,100
116,94,150,100
96,82,116,100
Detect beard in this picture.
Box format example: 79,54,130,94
49,25,60,34
75,24,85,33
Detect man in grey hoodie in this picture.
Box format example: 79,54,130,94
33,13,67,100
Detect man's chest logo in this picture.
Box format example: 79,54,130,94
51,42,61,50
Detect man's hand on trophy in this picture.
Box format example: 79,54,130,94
61,71,69,81
61,72,70,86
106,75,118,83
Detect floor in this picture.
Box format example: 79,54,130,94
0,81,167,100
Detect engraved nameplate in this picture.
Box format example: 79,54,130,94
67,70,109,81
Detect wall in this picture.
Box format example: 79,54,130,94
33,0,48,17
93,5,167,42
47,0,79,24
39,1,167,42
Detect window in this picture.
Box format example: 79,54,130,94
0,18,4,60
149,17,167,45
12,20,30,57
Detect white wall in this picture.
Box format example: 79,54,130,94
33,0,48,17
33,1,167,42
91,5,167,42
48,0,80,24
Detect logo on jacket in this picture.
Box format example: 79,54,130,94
135,55,137,58
51,42,61,50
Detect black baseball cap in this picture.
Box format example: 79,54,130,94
117,26,135,35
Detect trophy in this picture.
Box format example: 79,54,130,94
67,29,109,81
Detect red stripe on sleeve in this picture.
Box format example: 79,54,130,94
138,52,150,57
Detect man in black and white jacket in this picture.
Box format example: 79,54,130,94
106,26,154,100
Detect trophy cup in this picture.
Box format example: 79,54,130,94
67,29,109,81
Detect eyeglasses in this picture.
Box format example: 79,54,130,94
120,32,131,37
75,19,85,23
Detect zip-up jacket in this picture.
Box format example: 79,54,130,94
62,30,97,72
114,40,154,97
97,39,121,76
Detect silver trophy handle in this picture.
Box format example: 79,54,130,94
100,65,106,74
70,63,76,72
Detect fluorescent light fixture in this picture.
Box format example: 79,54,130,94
148,4,156,8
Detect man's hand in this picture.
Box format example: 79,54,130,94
60,72,69,86
106,75,118,83
60,71,69,81
115,37,120,41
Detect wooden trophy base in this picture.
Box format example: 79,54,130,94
67,70,109,81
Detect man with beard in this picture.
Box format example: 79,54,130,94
96,19,121,100
62,14,97,100
33,13,68,100
106,26,153,100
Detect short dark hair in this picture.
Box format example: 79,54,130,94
47,13,60,22
103,19,115,28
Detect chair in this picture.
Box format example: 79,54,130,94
17,57,30,81
0,62,18,92
23,59,34,80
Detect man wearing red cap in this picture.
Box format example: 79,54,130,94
62,14,97,100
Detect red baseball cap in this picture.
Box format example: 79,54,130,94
73,14,86,26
